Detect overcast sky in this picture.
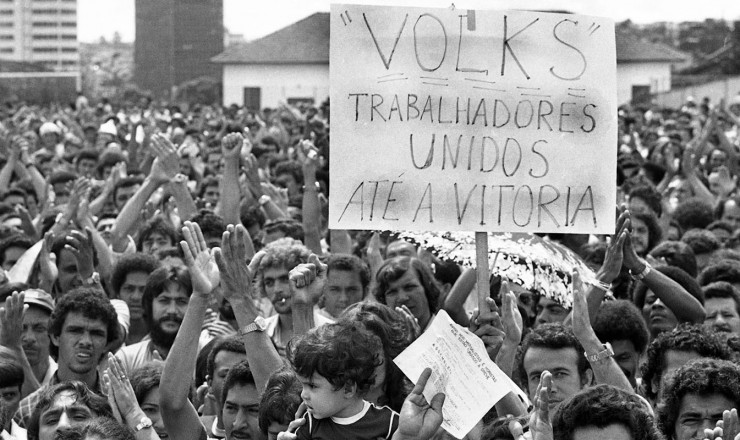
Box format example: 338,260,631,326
78,0,740,43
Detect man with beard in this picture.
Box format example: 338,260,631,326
257,239,334,356
115,265,193,374
15,288,119,428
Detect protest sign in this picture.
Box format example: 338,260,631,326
329,4,617,233
394,310,526,439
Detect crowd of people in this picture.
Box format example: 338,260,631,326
1,91,740,440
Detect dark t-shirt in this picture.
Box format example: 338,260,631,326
295,401,399,440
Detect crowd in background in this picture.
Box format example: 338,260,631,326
1,92,740,440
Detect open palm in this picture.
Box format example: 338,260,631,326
181,221,220,294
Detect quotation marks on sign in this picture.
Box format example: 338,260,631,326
340,10,352,26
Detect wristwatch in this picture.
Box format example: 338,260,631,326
82,272,100,286
135,416,153,432
239,316,267,336
585,342,614,364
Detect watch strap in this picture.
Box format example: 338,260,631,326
135,416,153,432
585,342,614,364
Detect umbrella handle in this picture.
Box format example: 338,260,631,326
476,232,494,320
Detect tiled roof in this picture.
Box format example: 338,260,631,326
212,12,329,64
213,12,686,65
616,31,688,62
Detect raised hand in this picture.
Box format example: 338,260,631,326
619,210,644,272
242,154,264,198
571,270,596,344
221,132,243,159
0,291,27,350
38,231,58,284
468,297,506,361
106,353,148,425
180,221,220,295
149,134,180,183
296,139,319,174
289,254,327,306
710,166,736,198
529,371,553,440
214,224,263,302
395,368,445,440
598,207,629,283
64,228,95,279
501,282,523,345
261,182,289,213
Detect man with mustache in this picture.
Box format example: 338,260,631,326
641,324,730,408
21,290,57,387
257,239,333,356
115,265,193,374
702,282,740,335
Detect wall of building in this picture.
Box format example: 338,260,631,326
222,63,329,108
0,0,78,71
655,75,740,108
135,0,223,98
0,71,78,102
616,62,672,105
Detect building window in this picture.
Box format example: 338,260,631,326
60,9,74,14
32,21,55,27
60,21,75,27
33,47,57,52
61,34,75,40
0,34,13,40
0,22,12,27
0,9,13,15
33,34,57,39
60,47,75,52
32,8,58,14
61,60,76,65
0,47,12,53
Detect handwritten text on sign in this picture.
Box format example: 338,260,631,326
329,5,617,233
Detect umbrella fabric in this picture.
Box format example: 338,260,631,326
396,231,597,309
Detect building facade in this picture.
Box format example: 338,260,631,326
0,0,79,71
135,0,223,98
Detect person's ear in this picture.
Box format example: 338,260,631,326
50,333,60,349
207,374,213,388
343,383,358,399
582,368,595,387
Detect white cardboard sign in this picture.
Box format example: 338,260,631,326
330,4,617,233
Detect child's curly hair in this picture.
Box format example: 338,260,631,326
287,321,383,395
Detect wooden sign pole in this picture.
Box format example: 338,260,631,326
475,231,493,320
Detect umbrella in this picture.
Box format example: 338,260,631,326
396,231,598,309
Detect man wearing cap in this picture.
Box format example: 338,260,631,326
21,289,57,386
37,122,64,158
96,120,117,150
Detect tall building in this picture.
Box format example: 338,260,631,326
135,0,223,98
0,0,79,71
